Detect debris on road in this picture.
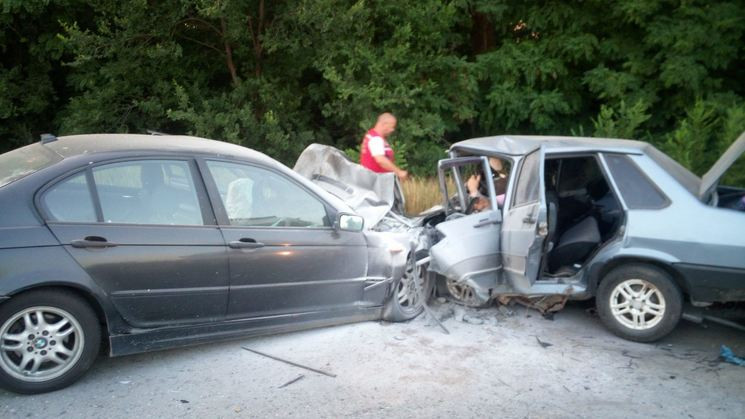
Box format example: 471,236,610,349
535,336,553,349
242,347,337,378
720,345,745,366
498,305,515,317
412,255,450,335
278,375,305,388
462,314,485,325
498,295,569,316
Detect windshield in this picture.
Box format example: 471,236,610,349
0,143,62,188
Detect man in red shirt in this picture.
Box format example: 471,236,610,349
359,113,408,180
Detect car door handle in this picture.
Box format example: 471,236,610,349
474,218,499,228
473,213,500,228
229,238,265,249
71,236,118,248
522,216,537,223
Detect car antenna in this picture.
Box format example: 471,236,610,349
40,133,58,144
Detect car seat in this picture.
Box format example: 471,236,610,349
548,215,601,272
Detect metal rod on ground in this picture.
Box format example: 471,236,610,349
278,374,305,388
682,312,745,333
703,315,745,332
242,347,337,377
413,255,450,335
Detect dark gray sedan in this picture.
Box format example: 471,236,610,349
0,134,424,394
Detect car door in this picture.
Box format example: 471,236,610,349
40,158,230,328
500,147,548,292
428,156,503,300
201,159,368,319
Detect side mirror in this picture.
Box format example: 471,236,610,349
335,213,364,232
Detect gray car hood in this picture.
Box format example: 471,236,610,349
294,144,403,228
700,131,745,199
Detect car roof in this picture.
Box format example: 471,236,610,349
47,134,276,164
40,133,356,213
450,135,652,156
452,134,702,198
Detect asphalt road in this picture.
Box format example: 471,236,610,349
1,301,744,418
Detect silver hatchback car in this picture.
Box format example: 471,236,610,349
428,132,745,341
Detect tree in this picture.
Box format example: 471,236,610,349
1,0,743,182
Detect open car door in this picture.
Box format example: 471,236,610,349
428,156,502,303
500,147,548,293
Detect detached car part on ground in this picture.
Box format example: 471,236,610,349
428,132,745,343
0,134,427,394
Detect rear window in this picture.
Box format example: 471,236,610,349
604,154,669,209
0,143,62,188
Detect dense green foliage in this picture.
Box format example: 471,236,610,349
2,0,744,183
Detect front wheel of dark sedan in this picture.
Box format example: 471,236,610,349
0,290,101,394
596,264,682,342
382,255,433,322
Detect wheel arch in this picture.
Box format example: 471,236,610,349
590,257,690,298
3,284,111,339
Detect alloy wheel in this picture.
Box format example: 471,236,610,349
0,306,85,383
609,279,666,330
396,258,425,314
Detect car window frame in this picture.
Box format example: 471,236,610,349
36,156,216,227
36,167,99,224
197,157,336,230
510,150,542,209
544,151,626,206
446,150,516,211
600,152,671,210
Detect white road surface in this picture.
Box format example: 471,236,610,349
2,301,744,418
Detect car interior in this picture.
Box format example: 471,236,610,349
42,161,204,225
542,156,624,276
211,163,329,228
431,153,625,279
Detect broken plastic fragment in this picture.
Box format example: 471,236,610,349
720,345,745,366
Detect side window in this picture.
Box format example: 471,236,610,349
206,161,329,227
513,150,540,207
43,172,97,222
603,154,669,209
93,160,204,225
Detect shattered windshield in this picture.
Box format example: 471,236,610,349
0,143,62,188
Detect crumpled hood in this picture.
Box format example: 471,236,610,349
294,144,403,228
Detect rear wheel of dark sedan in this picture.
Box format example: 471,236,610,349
596,264,682,342
0,289,101,394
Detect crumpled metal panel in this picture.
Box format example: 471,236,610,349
294,144,399,228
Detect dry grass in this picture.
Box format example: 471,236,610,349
402,177,450,215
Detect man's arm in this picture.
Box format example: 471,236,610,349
373,155,408,180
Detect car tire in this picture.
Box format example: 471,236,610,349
382,255,433,322
596,264,682,342
0,289,101,394
444,278,491,308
